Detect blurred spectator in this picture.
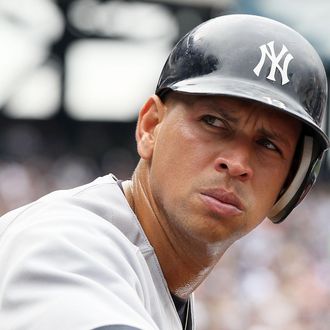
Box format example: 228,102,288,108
194,185,330,330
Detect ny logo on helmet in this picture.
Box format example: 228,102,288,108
253,41,294,85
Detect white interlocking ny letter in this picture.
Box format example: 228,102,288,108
253,41,294,85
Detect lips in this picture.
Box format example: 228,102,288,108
200,188,244,217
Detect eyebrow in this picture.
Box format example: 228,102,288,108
257,127,291,148
203,99,240,124
217,106,239,123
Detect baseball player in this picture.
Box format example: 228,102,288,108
0,14,328,330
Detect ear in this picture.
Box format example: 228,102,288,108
136,95,165,160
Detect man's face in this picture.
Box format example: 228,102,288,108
140,93,302,246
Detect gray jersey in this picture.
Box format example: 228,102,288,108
0,174,194,330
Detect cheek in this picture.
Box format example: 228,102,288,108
149,121,208,202
261,166,287,193
153,122,206,174
251,164,290,219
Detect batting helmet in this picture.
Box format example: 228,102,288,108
155,14,329,223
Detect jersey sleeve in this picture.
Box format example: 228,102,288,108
0,204,159,330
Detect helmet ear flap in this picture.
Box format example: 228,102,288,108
268,136,314,223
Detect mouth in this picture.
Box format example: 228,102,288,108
200,189,244,218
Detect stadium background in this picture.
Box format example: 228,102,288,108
0,1,329,329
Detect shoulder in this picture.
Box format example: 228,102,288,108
0,175,160,329
0,174,128,239
0,174,145,274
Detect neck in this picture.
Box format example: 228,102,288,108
123,161,232,299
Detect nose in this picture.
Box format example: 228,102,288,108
214,144,253,181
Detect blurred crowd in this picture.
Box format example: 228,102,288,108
194,184,330,330
0,124,329,330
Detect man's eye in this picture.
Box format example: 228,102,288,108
202,115,225,128
258,138,280,153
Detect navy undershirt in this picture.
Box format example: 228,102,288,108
171,293,190,328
